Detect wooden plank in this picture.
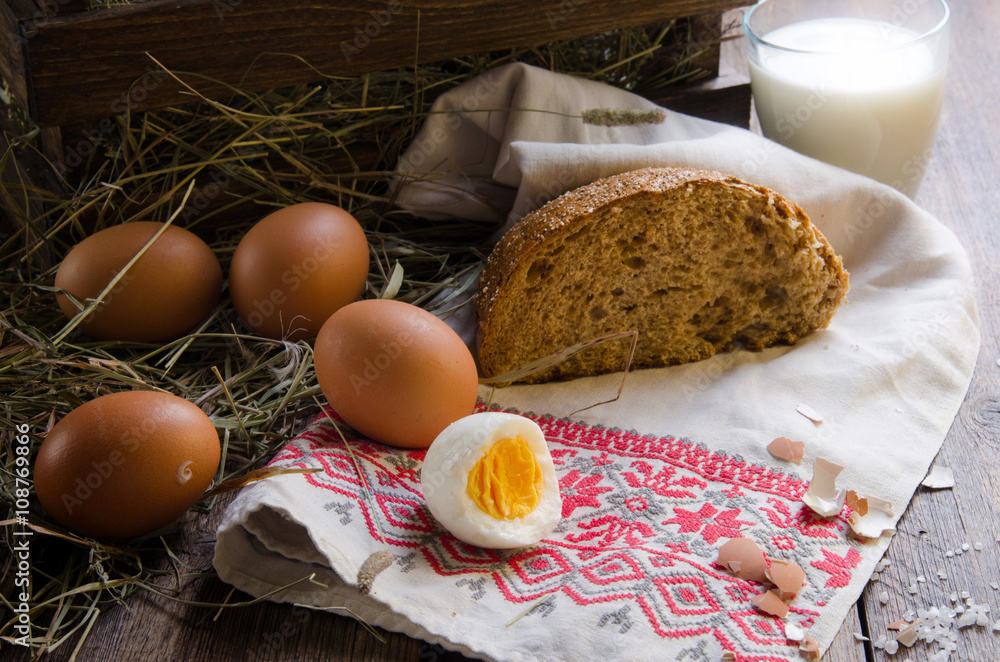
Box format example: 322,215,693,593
6,0,88,17
4,491,425,662
854,0,1000,659
1,0,86,111
0,2,30,109
825,604,867,661
22,0,746,126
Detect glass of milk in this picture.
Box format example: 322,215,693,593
743,0,950,197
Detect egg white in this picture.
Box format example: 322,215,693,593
420,412,562,549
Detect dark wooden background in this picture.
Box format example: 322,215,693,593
5,0,743,127
5,0,1000,659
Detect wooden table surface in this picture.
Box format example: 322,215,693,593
12,1,999,660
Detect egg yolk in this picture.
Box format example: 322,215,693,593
467,436,543,520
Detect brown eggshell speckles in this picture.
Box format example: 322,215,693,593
716,537,769,584
33,391,221,540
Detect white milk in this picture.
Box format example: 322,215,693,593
748,18,947,196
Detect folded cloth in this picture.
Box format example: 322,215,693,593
214,63,980,661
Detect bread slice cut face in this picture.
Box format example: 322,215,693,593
475,167,849,383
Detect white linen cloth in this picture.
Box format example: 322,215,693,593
214,63,980,661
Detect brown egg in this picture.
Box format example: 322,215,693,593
55,222,222,343
33,391,221,540
314,299,479,449
229,202,369,341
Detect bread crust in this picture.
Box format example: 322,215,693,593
475,166,849,382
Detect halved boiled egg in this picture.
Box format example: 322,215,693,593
421,412,562,549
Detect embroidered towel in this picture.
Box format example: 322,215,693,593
214,63,980,661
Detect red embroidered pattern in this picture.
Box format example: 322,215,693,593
270,405,861,661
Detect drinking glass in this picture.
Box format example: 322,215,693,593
743,0,950,197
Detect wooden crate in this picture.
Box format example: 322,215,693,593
1,0,750,141
0,0,750,245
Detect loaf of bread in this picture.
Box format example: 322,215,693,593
475,167,849,383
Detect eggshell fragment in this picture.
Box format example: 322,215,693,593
766,558,806,600
716,537,768,583
784,622,805,642
896,622,919,647
751,590,789,618
887,618,921,630
845,489,866,516
922,464,955,489
798,635,821,660
802,457,847,517
847,495,895,539
767,436,805,463
796,403,824,423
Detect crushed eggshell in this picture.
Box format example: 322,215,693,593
798,635,821,660
796,403,824,423
767,436,805,463
716,537,769,584
922,464,955,489
847,495,896,539
802,457,847,517
751,589,789,618
845,489,867,516
888,618,922,630
766,558,806,600
896,622,920,647
784,622,805,642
